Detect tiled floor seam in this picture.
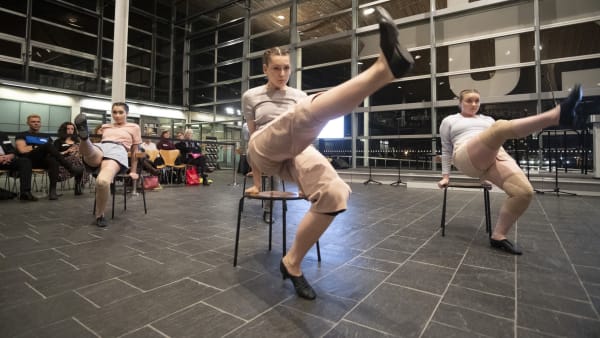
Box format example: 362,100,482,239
73,289,102,309
319,194,480,337
429,319,494,338
440,301,515,322
534,197,600,320
72,316,102,337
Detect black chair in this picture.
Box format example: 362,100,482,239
233,173,321,266
441,182,492,237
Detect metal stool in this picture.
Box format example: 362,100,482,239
233,174,321,266
441,182,492,237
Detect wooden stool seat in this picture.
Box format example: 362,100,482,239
441,181,492,237
245,191,303,200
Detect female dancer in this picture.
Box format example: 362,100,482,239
74,102,142,227
438,86,582,254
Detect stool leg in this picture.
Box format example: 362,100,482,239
268,199,273,251
316,241,321,262
141,176,147,214
111,181,116,219
441,187,448,236
282,199,287,256
123,178,127,211
484,189,491,237
233,196,245,267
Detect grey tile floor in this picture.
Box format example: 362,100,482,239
1,171,600,337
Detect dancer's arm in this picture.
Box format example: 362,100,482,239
438,116,454,188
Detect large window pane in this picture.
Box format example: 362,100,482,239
302,63,350,90
301,37,350,67
190,87,214,105
371,78,431,105
32,1,98,35
0,61,23,81
358,0,429,27
217,42,243,62
435,2,533,44
32,21,97,54
128,29,152,49
217,82,241,101
251,7,290,35
128,48,151,68
31,46,95,73
30,68,98,92
0,39,22,59
250,29,289,52
298,12,351,40
218,22,244,42
217,62,242,82
540,22,600,60
191,50,215,68
0,10,26,37
370,108,432,136
191,69,214,87
540,0,600,25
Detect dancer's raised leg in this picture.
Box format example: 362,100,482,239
74,113,103,167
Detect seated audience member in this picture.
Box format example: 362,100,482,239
140,138,158,152
156,130,176,150
0,131,36,201
90,125,103,143
175,129,210,185
54,122,88,195
15,114,83,200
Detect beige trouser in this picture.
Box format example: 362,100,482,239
247,95,351,214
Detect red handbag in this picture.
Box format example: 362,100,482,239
143,175,159,190
186,166,200,185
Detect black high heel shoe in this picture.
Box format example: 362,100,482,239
490,238,522,255
376,6,414,78
280,259,316,300
559,84,583,129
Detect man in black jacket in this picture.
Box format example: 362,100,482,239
0,131,37,201
15,114,83,200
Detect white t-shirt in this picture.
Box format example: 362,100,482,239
439,113,495,174
242,85,307,130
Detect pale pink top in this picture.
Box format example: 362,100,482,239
100,122,142,149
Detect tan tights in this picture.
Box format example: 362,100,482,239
463,105,561,240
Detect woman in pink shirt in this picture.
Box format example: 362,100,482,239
74,102,142,227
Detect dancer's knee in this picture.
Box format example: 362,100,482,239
95,176,112,190
309,178,351,214
502,173,534,215
479,119,517,149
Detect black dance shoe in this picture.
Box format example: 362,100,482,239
74,113,89,139
376,6,414,78
490,238,522,255
96,216,108,227
19,192,38,202
559,84,583,129
280,259,316,300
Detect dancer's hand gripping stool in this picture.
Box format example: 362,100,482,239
438,85,583,255
243,6,414,300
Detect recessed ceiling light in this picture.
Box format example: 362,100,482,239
363,8,375,15
414,55,421,60
277,15,285,20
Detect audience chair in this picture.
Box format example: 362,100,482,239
159,149,186,184
31,168,48,193
441,181,492,237
233,173,321,266
0,169,18,194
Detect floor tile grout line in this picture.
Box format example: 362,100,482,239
72,316,102,337
534,197,600,321
448,283,515,299
73,289,101,309
440,301,515,322
430,319,497,338
335,318,400,336
320,193,480,337
24,281,47,300
146,324,171,338
418,200,489,338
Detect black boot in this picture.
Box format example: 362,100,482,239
74,178,83,195
559,84,583,129
48,187,59,200
74,113,89,139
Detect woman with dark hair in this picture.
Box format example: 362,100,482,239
157,130,176,150
54,122,87,195
74,102,142,228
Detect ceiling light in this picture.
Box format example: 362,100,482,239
277,15,285,20
225,107,234,115
363,8,375,15
414,55,421,60
505,50,511,55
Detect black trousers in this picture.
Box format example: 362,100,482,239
22,142,70,189
0,157,32,193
